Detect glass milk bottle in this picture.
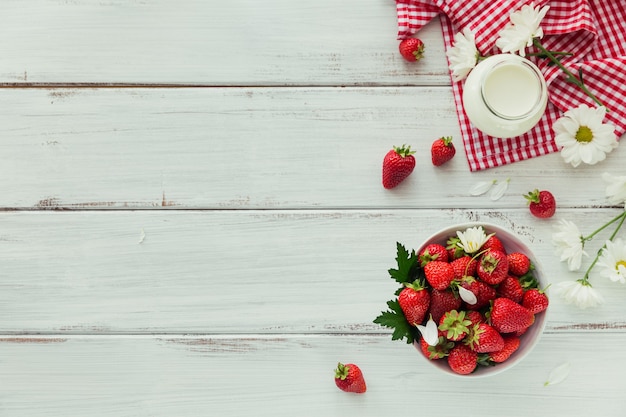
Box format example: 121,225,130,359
462,54,548,139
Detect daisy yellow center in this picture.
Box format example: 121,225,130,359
575,125,593,143
616,260,626,270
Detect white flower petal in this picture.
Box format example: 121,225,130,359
446,27,479,82
469,180,496,196
552,219,587,271
554,280,604,309
553,104,617,167
416,317,439,346
458,286,478,305
490,178,510,201
602,172,626,207
544,362,571,386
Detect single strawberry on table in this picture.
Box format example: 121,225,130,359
334,362,366,393
431,136,456,166
524,189,556,218
399,38,425,62
382,144,416,189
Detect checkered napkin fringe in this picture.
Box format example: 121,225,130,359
396,0,626,171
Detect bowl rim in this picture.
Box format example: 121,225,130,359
412,222,549,378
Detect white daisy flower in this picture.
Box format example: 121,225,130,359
446,27,479,82
552,219,587,271
495,3,550,56
602,172,626,209
553,105,617,167
456,226,494,254
554,279,604,309
596,238,626,284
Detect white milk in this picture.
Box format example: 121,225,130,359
462,54,548,139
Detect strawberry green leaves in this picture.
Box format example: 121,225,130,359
388,242,420,285
373,300,419,344
374,243,424,344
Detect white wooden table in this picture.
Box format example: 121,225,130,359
2,1,625,416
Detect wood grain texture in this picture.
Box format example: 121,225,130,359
1,334,625,417
1,87,625,210
2,209,626,334
0,0,447,86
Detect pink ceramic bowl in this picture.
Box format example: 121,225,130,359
413,222,548,377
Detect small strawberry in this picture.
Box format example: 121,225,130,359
488,335,520,363
438,310,471,342
496,275,524,303
481,235,506,254
399,38,425,62
424,261,456,290
448,344,478,375
450,255,478,279
419,243,449,266
524,189,556,218
465,310,484,327
398,282,431,326
464,322,504,353
507,252,531,276
445,236,465,260
428,289,462,323
420,334,454,360
477,249,509,285
334,362,366,393
431,136,456,166
460,276,496,310
382,144,416,189
522,288,549,314
490,298,535,334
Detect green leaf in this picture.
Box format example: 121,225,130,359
373,299,417,344
388,242,420,285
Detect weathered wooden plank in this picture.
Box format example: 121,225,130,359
1,87,624,210
0,333,624,417
2,209,625,334
0,0,448,85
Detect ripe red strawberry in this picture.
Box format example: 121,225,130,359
438,310,471,342
334,362,366,393
424,261,455,290
464,322,504,353
507,252,531,276
399,38,425,62
428,289,462,323
382,145,416,189
524,189,556,218
419,243,449,266
490,298,535,334
465,310,484,327
450,255,477,279
398,282,431,326
477,249,509,285
481,235,506,254
445,236,465,260
460,276,496,310
497,275,524,303
489,335,520,363
522,288,549,314
448,344,477,375
419,334,454,360
431,136,456,166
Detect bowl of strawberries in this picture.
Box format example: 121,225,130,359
374,223,549,377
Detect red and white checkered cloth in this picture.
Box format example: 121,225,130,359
396,0,626,171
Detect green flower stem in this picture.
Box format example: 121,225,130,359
582,211,626,242
532,38,607,111
582,211,626,283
